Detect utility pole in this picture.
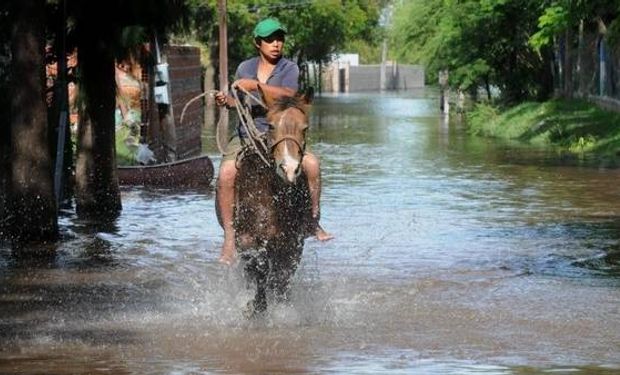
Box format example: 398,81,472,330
218,0,229,131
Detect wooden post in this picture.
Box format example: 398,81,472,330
439,69,449,116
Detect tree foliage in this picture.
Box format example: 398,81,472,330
187,0,384,88
391,0,551,103
390,0,620,103
531,0,620,49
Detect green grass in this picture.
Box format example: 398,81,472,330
467,99,620,155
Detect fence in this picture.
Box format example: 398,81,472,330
558,28,620,111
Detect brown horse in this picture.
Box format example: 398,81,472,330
234,89,316,316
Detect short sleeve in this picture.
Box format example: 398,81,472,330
279,62,299,91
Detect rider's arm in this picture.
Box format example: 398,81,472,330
215,79,295,108
258,82,296,98
235,78,296,98
216,60,299,107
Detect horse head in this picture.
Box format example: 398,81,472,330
260,88,311,184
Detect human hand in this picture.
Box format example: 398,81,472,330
214,91,228,107
232,78,259,92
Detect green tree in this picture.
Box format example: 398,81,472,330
391,0,553,103
530,0,620,97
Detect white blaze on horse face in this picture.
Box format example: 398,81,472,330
275,109,301,183
281,143,300,183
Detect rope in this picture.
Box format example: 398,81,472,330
179,90,217,125
230,81,271,166
177,81,272,165
179,89,229,155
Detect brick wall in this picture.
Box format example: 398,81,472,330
164,45,203,160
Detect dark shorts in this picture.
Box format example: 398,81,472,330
222,136,243,162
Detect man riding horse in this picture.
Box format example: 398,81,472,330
214,18,333,266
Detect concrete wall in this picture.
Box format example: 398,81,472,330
393,65,425,90
324,63,425,92
348,65,383,92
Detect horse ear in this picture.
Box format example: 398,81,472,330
257,84,276,108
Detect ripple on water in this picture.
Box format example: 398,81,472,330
2,92,620,373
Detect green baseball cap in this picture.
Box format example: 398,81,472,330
253,18,287,38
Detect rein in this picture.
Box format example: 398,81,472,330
179,80,305,167
178,82,271,162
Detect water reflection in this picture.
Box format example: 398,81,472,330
1,91,620,373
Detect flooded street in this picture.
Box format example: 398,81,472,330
1,91,620,374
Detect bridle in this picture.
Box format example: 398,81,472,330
271,131,306,163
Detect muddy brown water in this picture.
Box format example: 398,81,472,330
1,91,619,374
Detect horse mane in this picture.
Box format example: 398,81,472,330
272,95,308,115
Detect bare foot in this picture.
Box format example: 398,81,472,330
218,236,237,266
315,224,334,241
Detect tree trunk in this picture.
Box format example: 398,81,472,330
484,76,490,102
0,110,8,238
0,28,9,239
537,46,555,101
0,102,9,239
563,29,574,98
8,0,58,242
74,25,122,220
576,19,584,96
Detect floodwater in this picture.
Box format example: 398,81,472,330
2,91,620,374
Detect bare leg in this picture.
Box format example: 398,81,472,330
217,160,238,264
302,152,333,241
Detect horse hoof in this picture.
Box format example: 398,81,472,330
243,299,267,319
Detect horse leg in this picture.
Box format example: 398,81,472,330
242,249,269,318
268,240,303,303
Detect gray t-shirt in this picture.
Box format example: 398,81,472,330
234,56,299,137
